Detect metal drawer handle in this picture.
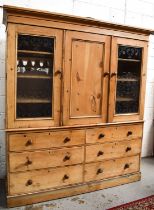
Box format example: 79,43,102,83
63,137,71,143
63,174,69,181
127,131,133,136
98,133,105,139
97,151,104,156
97,168,103,174
126,147,131,152
63,155,70,162
26,179,33,186
124,163,130,170
25,139,33,146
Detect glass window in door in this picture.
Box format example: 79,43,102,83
16,34,54,118
116,46,142,114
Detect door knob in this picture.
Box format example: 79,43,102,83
111,72,117,77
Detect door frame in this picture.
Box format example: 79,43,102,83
108,36,148,122
6,24,63,129
62,30,110,126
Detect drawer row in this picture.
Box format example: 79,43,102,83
9,139,141,172
8,124,142,152
8,155,140,195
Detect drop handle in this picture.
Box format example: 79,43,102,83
63,174,69,181
97,151,104,156
111,72,117,77
103,72,109,77
124,163,130,170
63,137,71,144
126,147,131,152
26,179,33,186
127,131,133,136
98,133,105,139
25,139,33,146
63,155,71,162
97,168,103,174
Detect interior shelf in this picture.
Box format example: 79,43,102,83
118,58,141,62
116,97,135,102
18,50,53,55
17,98,51,103
117,78,139,82
17,73,52,79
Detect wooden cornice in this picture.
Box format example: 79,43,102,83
3,5,153,35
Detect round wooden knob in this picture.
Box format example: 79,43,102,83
111,72,117,77
97,151,104,156
126,147,131,152
98,133,105,139
127,131,132,136
25,139,33,146
26,159,32,165
63,174,69,181
63,155,70,162
63,137,71,143
124,163,130,170
26,179,33,186
104,72,109,77
97,168,103,174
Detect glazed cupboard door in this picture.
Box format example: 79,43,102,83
108,37,148,122
6,24,63,129
63,31,110,126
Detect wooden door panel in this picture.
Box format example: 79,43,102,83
63,31,110,125
71,40,103,117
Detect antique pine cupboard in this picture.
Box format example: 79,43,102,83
3,5,152,207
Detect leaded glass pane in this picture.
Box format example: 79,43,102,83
115,45,142,114
16,34,54,118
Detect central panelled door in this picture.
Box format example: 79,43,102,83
63,31,110,125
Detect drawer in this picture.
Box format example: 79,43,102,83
9,164,83,195
86,124,142,144
86,139,141,163
8,129,85,151
9,146,84,172
85,155,139,182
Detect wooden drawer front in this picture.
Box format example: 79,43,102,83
86,124,142,144
85,155,139,182
9,146,84,172
86,139,141,163
8,130,85,152
9,165,83,195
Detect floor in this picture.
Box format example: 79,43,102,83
0,157,154,210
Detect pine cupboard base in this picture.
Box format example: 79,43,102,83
7,172,141,207
7,122,142,207
4,5,152,208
